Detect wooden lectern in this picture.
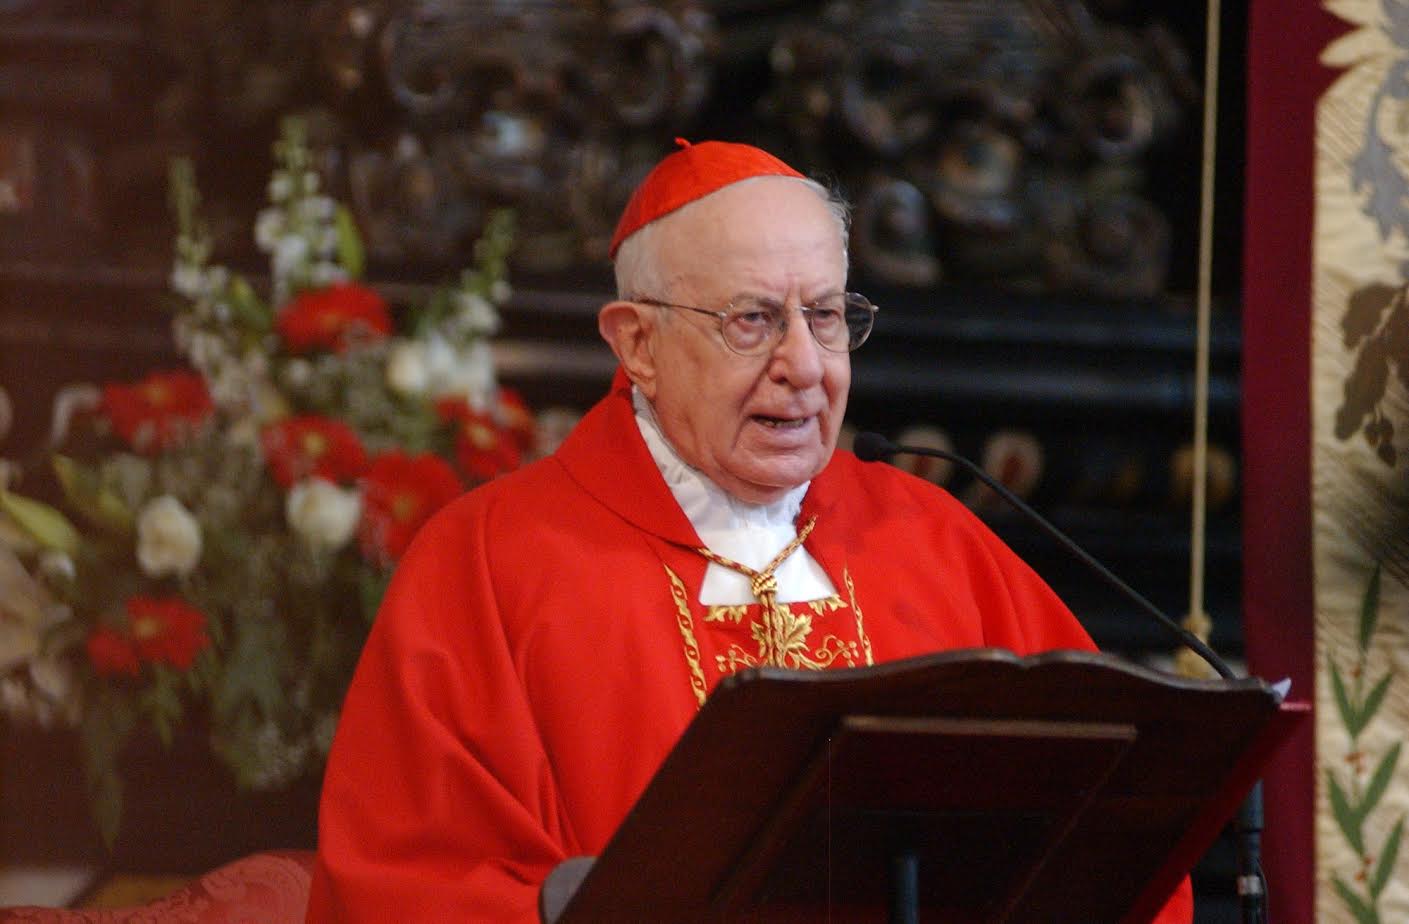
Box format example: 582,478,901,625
543,649,1304,923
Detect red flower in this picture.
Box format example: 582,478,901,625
276,283,392,353
495,388,538,454
359,451,463,564
125,596,210,669
261,416,369,489
436,397,523,482
86,627,140,677
101,370,213,453
85,596,210,676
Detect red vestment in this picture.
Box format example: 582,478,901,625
306,373,1193,922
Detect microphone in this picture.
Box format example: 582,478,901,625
855,431,1267,923
853,431,1233,679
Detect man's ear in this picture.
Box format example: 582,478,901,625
598,300,659,399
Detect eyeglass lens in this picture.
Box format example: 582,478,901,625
723,295,873,354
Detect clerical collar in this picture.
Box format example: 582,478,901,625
632,386,836,604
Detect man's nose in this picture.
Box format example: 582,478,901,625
767,306,825,386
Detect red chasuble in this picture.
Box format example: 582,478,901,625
306,372,1193,923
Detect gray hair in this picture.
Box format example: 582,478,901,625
613,175,851,300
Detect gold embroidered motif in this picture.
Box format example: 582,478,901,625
845,569,874,666
806,594,846,616
665,565,708,708
704,604,750,624
711,597,863,674
672,516,875,693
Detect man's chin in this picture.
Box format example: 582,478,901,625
722,456,830,504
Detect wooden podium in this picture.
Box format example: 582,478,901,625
544,649,1304,923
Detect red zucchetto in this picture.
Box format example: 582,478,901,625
608,138,805,258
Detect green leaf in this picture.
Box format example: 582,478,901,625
88,762,125,851
0,488,81,554
79,691,136,850
1330,771,1366,854
138,668,185,750
226,275,271,332
1371,817,1404,899
1360,564,1383,654
1331,659,1361,735
1361,742,1402,821
52,455,133,535
335,205,365,279
211,613,287,722
1358,672,1395,738
359,569,391,625
1333,876,1379,924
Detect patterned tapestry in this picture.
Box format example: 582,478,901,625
1314,3,1409,920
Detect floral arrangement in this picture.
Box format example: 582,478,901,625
0,117,528,844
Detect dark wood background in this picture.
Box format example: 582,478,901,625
0,1,1250,918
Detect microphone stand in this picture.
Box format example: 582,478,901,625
854,433,1267,923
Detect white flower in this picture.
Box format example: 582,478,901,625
249,380,289,423
454,291,501,335
299,195,336,223
385,340,430,396
187,331,228,372
170,262,206,298
286,477,361,551
242,347,270,379
272,234,310,279
422,332,458,385
490,279,512,304
308,261,347,287
268,173,294,203
136,495,202,577
254,208,285,250
25,655,80,728
281,357,313,388
225,414,261,449
204,266,229,294
48,384,101,447
37,550,75,583
316,227,339,257
432,339,496,409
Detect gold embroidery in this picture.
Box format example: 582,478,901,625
805,594,846,616
845,569,874,666
677,519,875,687
694,515,818,667
665,565,708,708
712,598,862,673
704,604,749,624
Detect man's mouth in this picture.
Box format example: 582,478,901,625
752,415,810,430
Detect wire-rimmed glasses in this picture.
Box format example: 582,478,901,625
633,292,878,355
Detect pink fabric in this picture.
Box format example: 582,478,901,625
0,851,315,923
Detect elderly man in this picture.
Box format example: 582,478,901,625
305,140,1192,922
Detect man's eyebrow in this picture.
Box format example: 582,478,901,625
728,289,845,306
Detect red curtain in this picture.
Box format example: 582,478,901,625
1241,3,1344,920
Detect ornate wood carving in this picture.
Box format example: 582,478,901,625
112,0,1191,295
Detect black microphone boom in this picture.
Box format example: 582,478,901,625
852,431,1235,680
856,431,1266,922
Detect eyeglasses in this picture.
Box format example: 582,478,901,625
633,292,878,355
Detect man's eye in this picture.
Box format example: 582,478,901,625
733,310,775,328
809,308,843,328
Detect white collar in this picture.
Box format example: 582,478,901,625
631,386,834,604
